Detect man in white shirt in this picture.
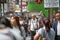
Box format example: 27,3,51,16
29,14,38,40
53,12,60,40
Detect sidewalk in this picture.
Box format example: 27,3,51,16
26,36,31,40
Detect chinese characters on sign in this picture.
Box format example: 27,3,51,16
44,0,59,8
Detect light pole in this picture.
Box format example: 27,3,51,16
16,0,22,16
21,0,23,15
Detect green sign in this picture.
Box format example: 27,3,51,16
28,2,48,17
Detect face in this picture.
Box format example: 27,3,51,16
10,17,17,26
23,20,25,24
56,13,60,21
19,19,25,25
32,15,36,20
19,20,23,25
45,27,50,32
26,14,29,18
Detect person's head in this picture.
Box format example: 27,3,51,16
0,17,12,29
19,18,25,25
10,16,20,27
55,12,60,21
26,14,29,18
11,16,17,26
22,18,25,24
42,18,50,32
32,14,36,20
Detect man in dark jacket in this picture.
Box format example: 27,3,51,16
53,12,60,40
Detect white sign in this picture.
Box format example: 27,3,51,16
15,5,20,12
44,0,59,8
4,3,8,12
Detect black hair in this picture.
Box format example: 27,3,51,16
12,16,22,31
0,17,12,28
42,18,50,29
56,12,60,13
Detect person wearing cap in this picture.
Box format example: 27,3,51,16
34,18,55,40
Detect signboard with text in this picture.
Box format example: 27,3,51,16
15,5,20,12
19,2,27,12
44,0,59,8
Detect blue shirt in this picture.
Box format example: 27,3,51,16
38,27,55,40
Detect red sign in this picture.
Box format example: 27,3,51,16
36,0,42,4
19,2,27,6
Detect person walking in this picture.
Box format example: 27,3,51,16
34,18,55,40
29,14,38,40
0,17,16,40
10,16,24,40
53,12,60,40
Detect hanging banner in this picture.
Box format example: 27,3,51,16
44,0,59,8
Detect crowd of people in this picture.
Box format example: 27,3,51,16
0,12,60,40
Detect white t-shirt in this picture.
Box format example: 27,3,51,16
38,27,55,40
29,19,38,31
57,21,60,35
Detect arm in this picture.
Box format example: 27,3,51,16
34,33,39,40
53,32,55,40
34,28,44,40
34,33,44,40
52,28,55,40
52,22,55,30
27,25,30,32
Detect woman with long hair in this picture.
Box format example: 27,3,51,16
11,16,21,31
10,16,24,40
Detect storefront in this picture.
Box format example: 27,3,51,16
0,0,7,16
